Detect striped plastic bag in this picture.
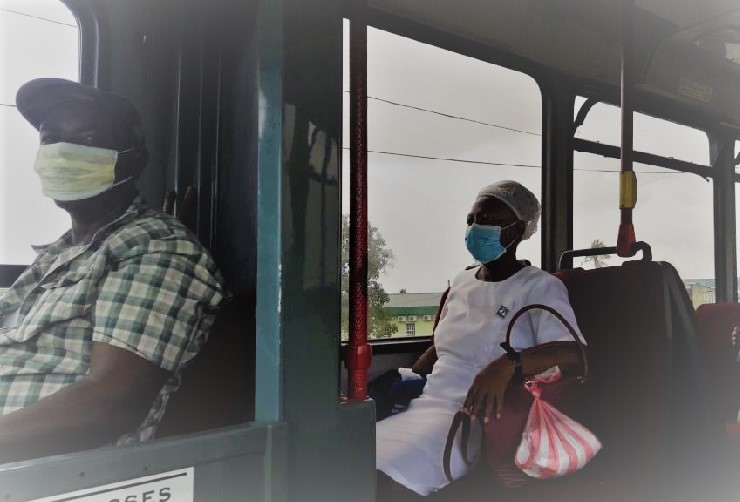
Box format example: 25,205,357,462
514,367,602,478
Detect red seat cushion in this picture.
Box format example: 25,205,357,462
695,303,740,423
550,261,673,497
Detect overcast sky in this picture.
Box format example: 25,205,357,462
0,4,735,291
342,21,734,293
1,0,77,264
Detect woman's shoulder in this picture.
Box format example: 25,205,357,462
512,266,563,290
451,265,479,286
514,267,570,303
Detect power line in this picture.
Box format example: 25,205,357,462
361,149,541,168
0,8,77,28
0,103,17,108
342,147,687,174
343,91,541,137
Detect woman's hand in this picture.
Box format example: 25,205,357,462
732,326,739,350
463,357,515,424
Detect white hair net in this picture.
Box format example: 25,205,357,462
476,180,541,240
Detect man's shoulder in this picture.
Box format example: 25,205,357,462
104,205,210,261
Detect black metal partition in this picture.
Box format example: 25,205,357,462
0,266,25,289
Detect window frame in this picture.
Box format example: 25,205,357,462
345,12,740,352
0,0,84,283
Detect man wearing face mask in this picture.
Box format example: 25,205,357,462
0,79,224,462
375,180,587,500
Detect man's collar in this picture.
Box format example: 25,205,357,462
90,195,146,240
32,196,148,256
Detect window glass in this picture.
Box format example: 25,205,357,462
574,97,711,165
0,0,79,265
341,22,542,340
736,141,740,301
573,97,714,307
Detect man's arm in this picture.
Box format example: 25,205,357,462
0,342,167,463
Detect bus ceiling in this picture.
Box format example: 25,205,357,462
367,0,740,132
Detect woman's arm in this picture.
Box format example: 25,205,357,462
410,285,452,376
463,341,583,423
411,345,437,376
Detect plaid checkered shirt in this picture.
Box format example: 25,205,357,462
0,197,224,443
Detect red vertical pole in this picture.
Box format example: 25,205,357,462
617,0,637,257
347,0,371,400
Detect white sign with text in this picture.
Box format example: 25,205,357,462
28,467,194,502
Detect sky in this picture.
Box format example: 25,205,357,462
341,21,734,294
0,0,78,264
0,4,735,290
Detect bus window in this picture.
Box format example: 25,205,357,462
736,140,739,301
341,22,542,340
0,0,78,266
575,98,712,165
573,98,715,307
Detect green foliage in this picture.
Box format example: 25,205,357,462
582,239,610,268
341,215,397,340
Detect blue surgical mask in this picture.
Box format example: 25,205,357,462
465,222,516,263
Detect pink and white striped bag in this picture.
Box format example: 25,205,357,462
514,366,602,478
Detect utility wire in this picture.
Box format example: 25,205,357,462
342,147,686,174
343,91,541,137
0,99,698,177
361,149,540,168
0,8,77,28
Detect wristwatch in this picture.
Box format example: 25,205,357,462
500,341,523,379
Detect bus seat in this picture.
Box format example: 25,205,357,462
156,296,255,438
157,188,254,437
436,261,679,501
549,261,674,497
694,303,740,423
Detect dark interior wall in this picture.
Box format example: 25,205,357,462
211,0,260,299
70,0,260,294
67,0,261,426
69,0,183,210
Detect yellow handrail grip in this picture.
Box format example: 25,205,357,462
619,171,637,209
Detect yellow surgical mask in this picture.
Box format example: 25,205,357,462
33,142,132,201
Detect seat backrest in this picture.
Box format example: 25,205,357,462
156,297,255,438
694,303,740,423
553,261,673,494
157,190,254,437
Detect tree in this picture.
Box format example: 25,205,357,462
341,215,397,340
582,239,610,268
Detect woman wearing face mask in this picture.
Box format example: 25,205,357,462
375,180,586,500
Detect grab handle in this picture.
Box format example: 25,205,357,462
558,241,651,271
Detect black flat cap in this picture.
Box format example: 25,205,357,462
16,78,145,148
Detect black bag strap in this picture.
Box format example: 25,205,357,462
443,410,481,482
500,304,589,380
442,303,589,483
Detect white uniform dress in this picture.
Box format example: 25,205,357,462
376,266,585,496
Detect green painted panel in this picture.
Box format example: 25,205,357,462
255,0,285,423
0,424,285,502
